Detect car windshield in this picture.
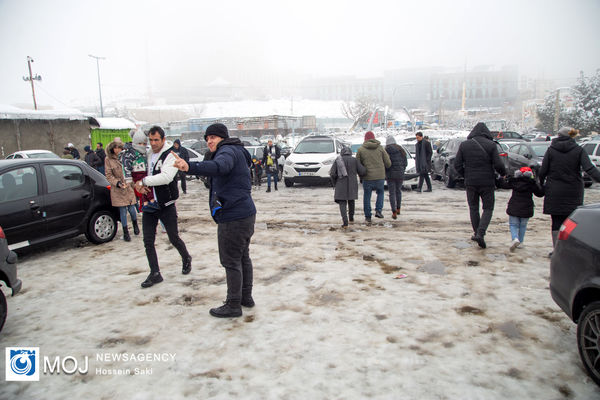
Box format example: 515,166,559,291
531,144,551,157
294,140,334,154
27,152,60,159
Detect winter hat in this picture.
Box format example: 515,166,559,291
557,126,579,137
84,145,91,152
519,166,534,178
204,123,229,140
67,143,74,148
513,170,523,178
132,130,148,154
386,136,396,145
364,131,375,141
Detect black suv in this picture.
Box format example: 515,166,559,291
550,203,600,385
0,159,119,250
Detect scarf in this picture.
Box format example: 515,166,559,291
335,155,348,178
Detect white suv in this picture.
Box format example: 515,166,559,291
283,136,346,187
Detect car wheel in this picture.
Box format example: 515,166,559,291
0,289,6,333
284,178,294,188
577,301,600,386
85,210,117,244
443,167,456,188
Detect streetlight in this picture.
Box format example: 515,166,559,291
22,56,42,110
88,54,106,117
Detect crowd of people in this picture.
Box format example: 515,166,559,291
56,121,600,320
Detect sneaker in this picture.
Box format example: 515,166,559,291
141,272,163,288
209,301,242,318
510,239,520,252
182,255,192,275
375,211,384,218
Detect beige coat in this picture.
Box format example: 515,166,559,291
105,153,136,207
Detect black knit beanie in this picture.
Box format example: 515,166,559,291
204,123,229,140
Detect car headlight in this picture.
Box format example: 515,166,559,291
322,158,335,165
285,159,293,166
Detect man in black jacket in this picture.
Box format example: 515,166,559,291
172,139,190,194
415,132,433,192
83,145,103,171
454,122,506,248
95,142,106,175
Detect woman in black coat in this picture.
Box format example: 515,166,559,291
385,136,407,219
330,147,366,228
538,127,600,251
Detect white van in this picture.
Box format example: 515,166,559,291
283,135,347,187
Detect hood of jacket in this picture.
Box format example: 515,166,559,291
385,143,404,155
467,122,493,140
550,135,579,153
340,147,353,157
362,139,382,149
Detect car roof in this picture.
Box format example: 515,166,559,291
0,158,85,168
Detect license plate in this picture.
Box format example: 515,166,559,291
299,172,315,176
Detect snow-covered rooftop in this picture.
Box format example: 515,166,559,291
89,117,136,130
0,104,88,121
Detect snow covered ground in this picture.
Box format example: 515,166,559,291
2,180,600,399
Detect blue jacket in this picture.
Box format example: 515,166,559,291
187,139,256,223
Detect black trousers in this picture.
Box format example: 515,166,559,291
466,185,495,236
176,171,187,193
336,200,355,226
217,214,256,302
418,172,432,190
142,204,190,273
551,214,570,231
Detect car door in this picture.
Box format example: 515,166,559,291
0,165,46,247
41,163,92,238
583,143,600,168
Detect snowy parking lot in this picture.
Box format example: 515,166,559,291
2,179,600,399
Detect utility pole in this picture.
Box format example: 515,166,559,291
88,54,106,117
22,56,42,110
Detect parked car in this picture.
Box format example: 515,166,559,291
581,140,600,169
491,130,527,141
505,142,551,176
283,136,347,187
189,140,209,156
0,224,22,332
6,150,60,159
0,159,119,250
550,203,600,386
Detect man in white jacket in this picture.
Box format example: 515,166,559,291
134,126,192,288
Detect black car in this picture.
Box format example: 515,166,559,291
550,203,600,385
505,142,551,176
431,138,465,188
0,159,119,250
0,224,22,332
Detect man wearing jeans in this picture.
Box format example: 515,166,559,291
134,126,192,288
173,123,256,318
454,122,506,248
356,131,391,223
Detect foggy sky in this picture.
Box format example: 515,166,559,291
1,0,599,109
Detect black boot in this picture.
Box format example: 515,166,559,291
182,255,192,275
132,220,140,235
123,226,131,242
141,271,163,288
209,300,242,318
241,288,255,308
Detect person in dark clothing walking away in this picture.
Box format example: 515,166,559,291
497,167,545,251
329,146,366,228
262,140,281,192
96,142,106,175
385,136,408,219
356,131,391,223
84,145,103,171
134,126,192,288
538,126,600,256
173,123,256,318
172,139,189,194
415,132,433,192
454,122,507,248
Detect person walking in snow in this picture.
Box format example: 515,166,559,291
385,136,408,219
134,126,192,288
83,145,103,171
497,167,545,251
262,139,281,192
172,123,256,318
415,132,433,192
454,122,507,249
538,126,600,256
330,146,366,228
105,141,140,242
356,131,391,223
96,142,106,175
172,139,190,194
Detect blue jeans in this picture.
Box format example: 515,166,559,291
266,170,278,189
509,215,529,243
363,179,385,218
119,204,138,228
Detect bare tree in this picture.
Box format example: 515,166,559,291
341,96,379,132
